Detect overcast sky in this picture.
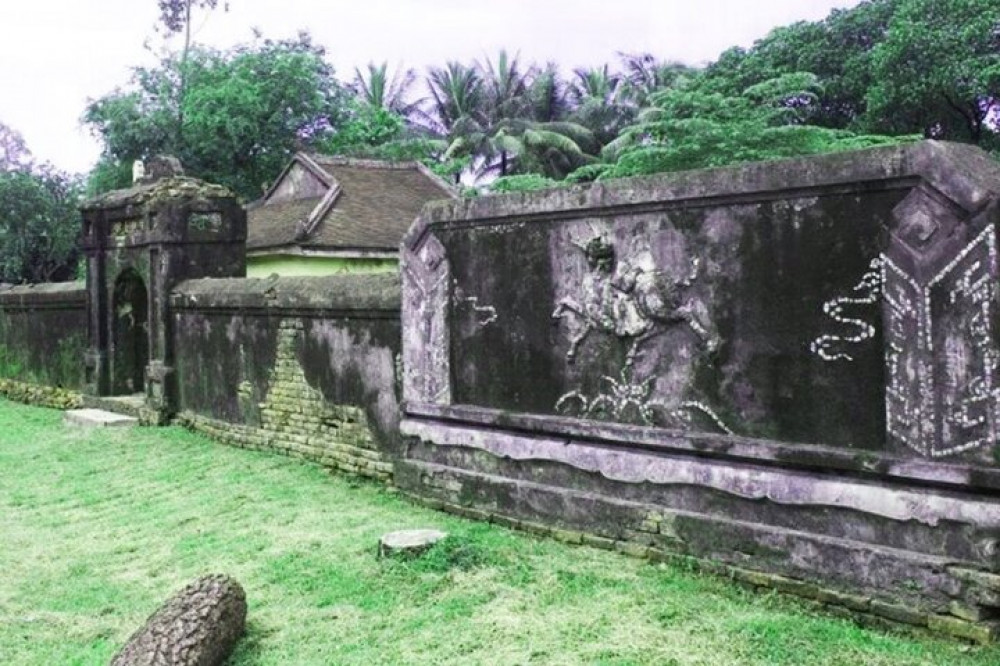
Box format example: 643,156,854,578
0,0,860,175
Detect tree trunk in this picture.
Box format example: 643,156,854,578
111,574,246,666
176,0,192,151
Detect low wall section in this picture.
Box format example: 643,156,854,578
0,282,87,405
170,274,401,481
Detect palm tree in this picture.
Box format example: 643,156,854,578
351,61,421,118
426,53,599,182
525,63,572,123
477,50,534,125
568,65,637,146
426,52,533,179
489,118,600,179
422,61,485,135
618,53,698,106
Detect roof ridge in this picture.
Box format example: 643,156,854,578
305,154,423,170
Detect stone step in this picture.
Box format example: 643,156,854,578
64,408,138,428
81,394,146,419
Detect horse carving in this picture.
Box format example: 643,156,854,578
552,235,718,367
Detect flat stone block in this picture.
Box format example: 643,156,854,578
927,614,999,644
379,529,447,558
870,599,927,627
64,408,138,428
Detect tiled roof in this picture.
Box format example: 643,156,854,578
246,196,320,249
247,154,455,253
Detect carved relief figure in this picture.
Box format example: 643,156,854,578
552,235,718,367
552,232,732,434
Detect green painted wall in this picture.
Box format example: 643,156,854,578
247,255,398,277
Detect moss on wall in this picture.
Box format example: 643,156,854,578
0,283,88,389
178,319,393,481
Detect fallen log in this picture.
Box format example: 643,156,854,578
110,574,246,666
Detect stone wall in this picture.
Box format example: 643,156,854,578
0,281,87,390
9,142,1000,639
170,273,401,481
399,141,1000,637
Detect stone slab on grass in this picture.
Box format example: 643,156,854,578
379,529,447,558
64,408,138,428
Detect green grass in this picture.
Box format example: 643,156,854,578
1,399,998,665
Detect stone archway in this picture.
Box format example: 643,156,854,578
111,269,148,395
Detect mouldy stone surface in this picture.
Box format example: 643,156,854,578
80,169,247,422
110,574,246,666
398,141,1000,636
0,282,87,389
169,272,402,481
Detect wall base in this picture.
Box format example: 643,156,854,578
399,417,1000,642
0,378,82,410
177,411,393,483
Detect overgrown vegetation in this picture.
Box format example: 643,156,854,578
75,0,1000,200
1,0,996,285
0,334,85,388
83,32,350,200
1,399,999,664
0,134,82,283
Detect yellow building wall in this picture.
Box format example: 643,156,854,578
247,255,398,278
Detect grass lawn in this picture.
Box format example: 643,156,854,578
2,400,999,665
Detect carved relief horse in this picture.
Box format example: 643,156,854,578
552,236,719,367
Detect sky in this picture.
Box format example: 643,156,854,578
0,0,861,175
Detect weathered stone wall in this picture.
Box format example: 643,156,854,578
399,141,1000,637
9,143,1000,639
170,274,400,481
81,176,247,416
0,281,87,390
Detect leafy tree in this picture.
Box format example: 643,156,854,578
155,0,225,36
0,168,81,283
316,103,405,154
85,158,134,197
864,0,1000,145
705,1,899,129
154,0,229,146
84,33,351,199
0,122,32,172
589,74,913,180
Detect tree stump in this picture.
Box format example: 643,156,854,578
111,574,247,666
378,529,448,558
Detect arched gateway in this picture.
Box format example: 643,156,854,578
80,159,246,421
111,268,148,395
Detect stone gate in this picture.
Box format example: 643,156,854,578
79,166,245,419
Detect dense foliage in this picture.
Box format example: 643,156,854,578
0,166,81,283
83,33,350,200
80,0,1000,201
0,122,32,173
